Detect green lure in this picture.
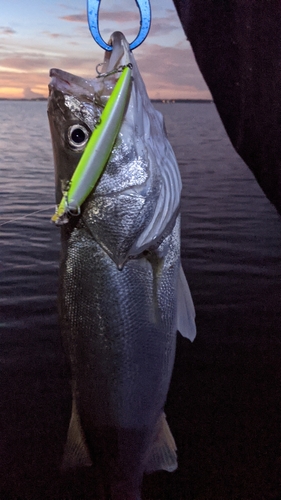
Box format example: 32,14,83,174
52,65,132,225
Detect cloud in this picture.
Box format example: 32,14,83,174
23,87,44,99
135,44,211,98
98,11,139,23
60,14,87,23
150,20,180,37
42,31,70,39
59,2,79,9
60,10,140,24
0,27,16,35
0,54,53,71
96,26,141,38
0,69,49,99
97,15,180,39
58,7,182,46
0,34,211,100
0,69,48,86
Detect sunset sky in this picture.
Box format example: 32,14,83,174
0,0,211,100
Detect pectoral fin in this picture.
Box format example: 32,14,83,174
145,413,177,474
177,265,196,341
61,397,92,469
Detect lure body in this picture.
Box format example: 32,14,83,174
52,65,132,224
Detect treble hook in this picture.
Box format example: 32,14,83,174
87,0,151,51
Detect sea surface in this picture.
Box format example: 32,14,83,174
0,101,281,499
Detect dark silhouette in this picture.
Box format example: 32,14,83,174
173,0,281,215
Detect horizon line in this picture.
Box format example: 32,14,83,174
0,97,213,103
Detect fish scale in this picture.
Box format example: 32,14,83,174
60,224,179,490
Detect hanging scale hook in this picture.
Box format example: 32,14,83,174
87,0,151,51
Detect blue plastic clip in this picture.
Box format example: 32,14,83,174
87,0,151,51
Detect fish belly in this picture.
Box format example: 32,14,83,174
59,217,181,496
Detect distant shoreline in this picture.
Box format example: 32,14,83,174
0,97,48,101
0,97,213,103
152,99,213,103
0,97,48,102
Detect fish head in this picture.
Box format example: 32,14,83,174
47,69,105,205
48,32,132,206
48,32,182,266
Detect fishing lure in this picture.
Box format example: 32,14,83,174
52,1,151,225
87,0,151,51
51,64,132,225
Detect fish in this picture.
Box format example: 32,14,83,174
48,31,196,500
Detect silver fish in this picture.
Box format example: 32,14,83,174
48,31,196,500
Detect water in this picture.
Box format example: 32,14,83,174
0,101,280,499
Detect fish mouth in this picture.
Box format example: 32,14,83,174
49,32,131,100
49,68,103,101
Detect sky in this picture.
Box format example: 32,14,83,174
0,0,211,100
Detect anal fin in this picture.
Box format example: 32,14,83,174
61,396,93,469
145,413,177,474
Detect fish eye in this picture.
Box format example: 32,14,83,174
68,124,89,149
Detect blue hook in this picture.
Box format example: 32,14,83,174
87,0,151,51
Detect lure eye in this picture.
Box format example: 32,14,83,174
68,124,89,149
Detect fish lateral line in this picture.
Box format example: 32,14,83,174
51,64,133,226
